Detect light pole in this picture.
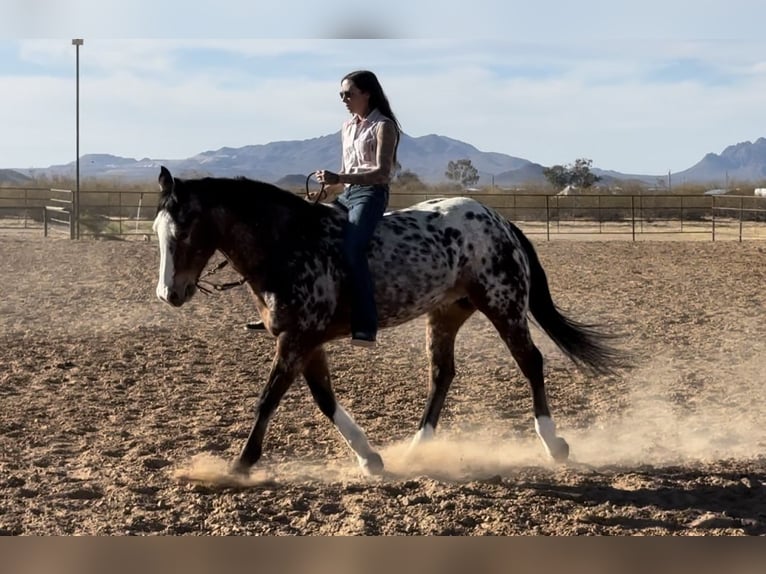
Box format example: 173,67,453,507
72,38,83,239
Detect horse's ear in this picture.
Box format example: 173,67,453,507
158,166,174,194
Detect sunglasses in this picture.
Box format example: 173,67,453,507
339,90,357,100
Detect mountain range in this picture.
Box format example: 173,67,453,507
3,134,766,188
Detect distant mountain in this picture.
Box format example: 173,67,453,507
494,162,548,186
672,137,766,184
397,134,535,183
13,133,540,186
10,134,766,187
177,134,341,183
23,154,165,182
275,173,313,189
0,169,33,185
590,168,658,185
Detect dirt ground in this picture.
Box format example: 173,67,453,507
1,235,765,535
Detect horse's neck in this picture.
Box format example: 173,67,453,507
215,222,265,278
214,206,308,287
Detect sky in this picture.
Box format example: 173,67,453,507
1,1,766,176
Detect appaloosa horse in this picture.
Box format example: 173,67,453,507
153,166,623,475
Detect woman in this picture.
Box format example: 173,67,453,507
315,70,402,347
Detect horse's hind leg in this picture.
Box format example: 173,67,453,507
303,346,383,475
491,314,569,462
410,298,475,450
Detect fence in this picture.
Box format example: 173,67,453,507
0,187,76,238
388,191,766,242
76,189,154,238
44,188,75,238
1,186,766,241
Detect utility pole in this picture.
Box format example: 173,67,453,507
72,38,84,239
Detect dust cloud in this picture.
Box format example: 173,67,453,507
567,351,766,466
172,349,766,487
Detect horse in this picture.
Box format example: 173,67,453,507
153,166,624,476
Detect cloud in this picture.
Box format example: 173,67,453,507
5,1,766,39
2,37,766,173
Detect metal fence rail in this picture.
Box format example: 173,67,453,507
388,192,766,242
0,186,75,237
1,186,766,241
0,206,37,233
46,188,75,238
0,186,47,235
76,190,153,238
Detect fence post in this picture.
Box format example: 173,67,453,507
597,194,602,233
631,195,636,242
69,193,75,240
73,187,79,239
711,196,716,242
135,192,144,232
545,195,550,241
739,196,744,242
43,206,48,238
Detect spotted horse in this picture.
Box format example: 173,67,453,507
153,166,624,476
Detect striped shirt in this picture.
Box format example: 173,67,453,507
341,108,393,184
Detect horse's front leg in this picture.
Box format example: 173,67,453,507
303,347,384,475
232,335,301,475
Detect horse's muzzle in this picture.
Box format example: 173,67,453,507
158,283,196,307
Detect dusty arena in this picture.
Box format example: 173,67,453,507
1,234,765,535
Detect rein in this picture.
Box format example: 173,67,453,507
196,258,247,295
196,173,326,295
305,173,327,204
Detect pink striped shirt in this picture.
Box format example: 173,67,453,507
341,108,393,184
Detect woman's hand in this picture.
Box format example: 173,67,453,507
315,169,341,185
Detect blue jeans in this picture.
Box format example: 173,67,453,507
334,184,389,335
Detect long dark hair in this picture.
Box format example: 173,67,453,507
343,70,402,164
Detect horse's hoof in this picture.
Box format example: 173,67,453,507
230,458,252,477
361,452,385,476
550,437,570,462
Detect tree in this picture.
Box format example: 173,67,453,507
570,158,601,188
543,158,601,190
542,164,569,189
445,159,480,188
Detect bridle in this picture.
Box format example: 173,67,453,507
196,257,246,295
196,173,327,295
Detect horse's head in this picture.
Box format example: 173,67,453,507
153,166,218,307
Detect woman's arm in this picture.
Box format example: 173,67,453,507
316,120,398,187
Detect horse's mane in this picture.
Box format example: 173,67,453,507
227,176,321,216
160,175,335,236
166,176,315,211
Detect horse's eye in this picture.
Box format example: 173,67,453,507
176,231,189,242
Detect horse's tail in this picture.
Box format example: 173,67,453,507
508,222,626,376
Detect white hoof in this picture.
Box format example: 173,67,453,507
359,452,384,475
535,416,568,462
410,424,435,448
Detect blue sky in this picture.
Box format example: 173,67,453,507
1,1,766,175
